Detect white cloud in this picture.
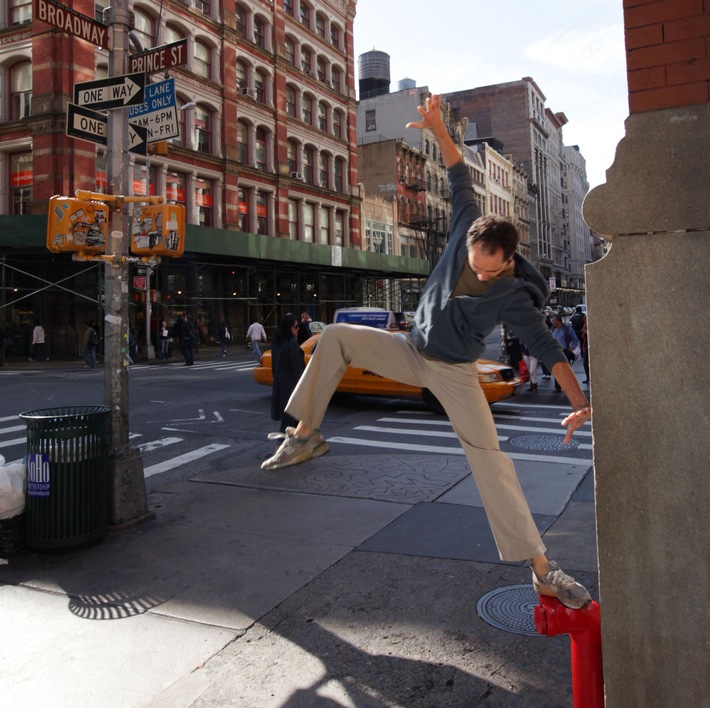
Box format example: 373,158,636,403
524,26,625,76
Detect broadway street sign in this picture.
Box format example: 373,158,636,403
34,0,107,47
74,73,146,111
66,103,148,155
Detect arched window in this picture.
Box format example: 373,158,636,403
331,65,341,92
315,13,326,38
254,16,266,49
237,120,250,163
255,126,268,170
235,4,247,36
287,139,298,173
10,0,32,25
163,24,184,45
316,56,326,82
255,69,268,104
299,2,311,28
194,40,211,79
284,0,294,17
426,170,431,191
194,105,211,153
133,9,154,49
10,62,32,120
332,109,342,138
302,94,313,125
319,152,329,187
284,36,295,65
330,23,340,49
301,46,312,74
318,101,327,131
285,85,296,117
303,145,315,184
235,60,248,90
334,157,345,192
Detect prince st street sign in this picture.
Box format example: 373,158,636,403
74,73,146,111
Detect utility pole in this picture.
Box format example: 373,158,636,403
104,0,148,525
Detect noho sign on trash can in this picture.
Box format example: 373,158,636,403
19,406,112,550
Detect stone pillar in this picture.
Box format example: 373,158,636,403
582,2,710,704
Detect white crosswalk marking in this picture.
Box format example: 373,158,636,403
354,424,509,442
143,443,230,478
0,437,26,449
136,437,182,453
0,424,25,435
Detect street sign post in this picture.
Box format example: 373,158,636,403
74,72,146,111
66,103,148,155
129,39,188,75
128,79,179,143
33,0,107,47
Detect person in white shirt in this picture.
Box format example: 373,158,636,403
245,318,267,361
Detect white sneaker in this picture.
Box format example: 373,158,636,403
261,429,329,471
532,560,592,609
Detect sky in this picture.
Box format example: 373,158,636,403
352,0,629,189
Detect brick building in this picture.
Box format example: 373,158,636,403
0,0,427,358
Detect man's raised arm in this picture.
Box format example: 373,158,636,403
406,94,463,169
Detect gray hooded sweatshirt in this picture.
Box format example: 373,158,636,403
411,161,568,372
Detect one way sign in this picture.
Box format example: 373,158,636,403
73,72,146,111
66,103,148,154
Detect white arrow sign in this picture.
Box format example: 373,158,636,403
74,72,146,110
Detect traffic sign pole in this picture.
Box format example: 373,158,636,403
104,0,149,526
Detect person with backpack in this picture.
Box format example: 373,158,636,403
82,320,98,369
216,321,230,357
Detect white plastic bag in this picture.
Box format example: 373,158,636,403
0,461,26,519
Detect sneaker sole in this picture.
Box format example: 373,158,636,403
533,582,592,610
262,442,330,471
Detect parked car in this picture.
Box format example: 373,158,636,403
253,332,522,412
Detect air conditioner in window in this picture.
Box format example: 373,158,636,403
290,171,303,180
240,86,251,95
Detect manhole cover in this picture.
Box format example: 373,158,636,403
476,585,540,636
510,434,579,451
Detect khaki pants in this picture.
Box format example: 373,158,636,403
286,324,545,561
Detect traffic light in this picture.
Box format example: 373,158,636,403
129,203,185,258
46,195,109,254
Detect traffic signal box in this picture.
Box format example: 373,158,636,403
129,203,185,258
47,195,109,254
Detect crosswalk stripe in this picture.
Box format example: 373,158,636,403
0,425,26,435
0,415,19,423
0,437,26,449
143,443,230,478
354,425,509,442
494,413,591,426
493,402,570,410
494,423,592,437
136,437,182,453
328,436,590,465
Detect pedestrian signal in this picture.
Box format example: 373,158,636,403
46,196,109,254
130,203,185,258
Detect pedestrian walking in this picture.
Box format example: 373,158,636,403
216,321,231,357
550,316,580,392
262,94,592,610
181,314,196,365
82,320,98,369
269,314,306,433
246,317,267,361
522,343,539,392
297,312,312,345
29,320,48,361
159,320,171,360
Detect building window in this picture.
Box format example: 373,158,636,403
194,40,211,79
301,46,312,74
319,153,329,188
299,2,310,28
317,56,327,82
303,203,314,242
286,85,296,116
163,24,183,44
284,0,294,17
303,146,315,184
315,13,325,38
195,0,210,16
284,37,295,65
302,94,313,125
254,16,266,49
10,62,32,120
95,153,107,193
134,9,154,49
334,157,344,192
256,191,268,234
318,101,327,131
288,199,298,239
195,176,213,226
255,69,267,103
236,60,248,91
237,120,249,163
235,4,247,36
10,0,32,24
287,140,298,173
10,153,32,214
331,66,341,92
195,106,211,154
334,211,344,246
238,186,250,231
319,207,329,244
255,127,268,170
330,24,340,48
333,109,342,139
166,171,186,204
365,109,376,132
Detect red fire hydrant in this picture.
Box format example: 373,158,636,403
534,596,603,708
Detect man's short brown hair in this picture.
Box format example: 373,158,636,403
466,215,520,261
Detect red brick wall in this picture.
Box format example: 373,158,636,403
625,0,710,112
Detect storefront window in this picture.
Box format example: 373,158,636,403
238,186,250,232
166,171,186,204
303,203,314,242
195,177,213,227
10,153,32,215
256,191,268,234
288,199,298,240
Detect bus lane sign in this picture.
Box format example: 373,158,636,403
128,79,179,143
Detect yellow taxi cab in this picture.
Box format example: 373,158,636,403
253,332,521,411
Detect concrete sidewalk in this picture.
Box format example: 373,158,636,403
0,418,595,708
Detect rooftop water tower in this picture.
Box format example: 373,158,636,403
358,50,390,99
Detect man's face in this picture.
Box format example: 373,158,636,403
467,242,512,282
552,318,562,328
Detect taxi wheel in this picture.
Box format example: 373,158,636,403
422,388,446,415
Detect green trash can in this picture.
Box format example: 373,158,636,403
19,405,112,550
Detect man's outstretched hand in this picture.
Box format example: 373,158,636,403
405,93,443,131
561,406,591,445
